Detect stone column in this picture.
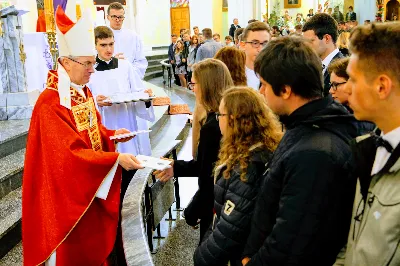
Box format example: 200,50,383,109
0,5,39,120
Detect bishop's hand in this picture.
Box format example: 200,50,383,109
97,95,112,107
154,158,174,182
118,153,144,171
114,128,135,143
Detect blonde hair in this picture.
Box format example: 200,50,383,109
192,59,234,112
337,31,350,49
216,87,283,181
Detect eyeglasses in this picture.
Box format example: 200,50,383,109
67,57,95,70
110,15,125,21
215,112,227,121
187,82,196,90
244,40,269,48
329,81,347,91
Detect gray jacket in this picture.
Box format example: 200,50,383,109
344,133,400,266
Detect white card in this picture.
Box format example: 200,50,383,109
136,155,172,171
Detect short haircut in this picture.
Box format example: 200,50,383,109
225,35,233,41
234,28,244,41
202,28,213,39
242,21,270,41
254,37,323,99
94,26,114,44
349,6,353,10
107,2,124,15
213,33,221,38
295,24,302,30
248,19,258,24
349,22,400,84
193,26,199,30
272,25,279,31
338,21,345,25
171,34,177,38
365,20,371,23
328,57,350,80
302,13,339,43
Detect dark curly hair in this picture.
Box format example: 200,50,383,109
303,13,339,43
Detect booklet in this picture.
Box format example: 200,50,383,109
109,130,152,140
136,155,172,171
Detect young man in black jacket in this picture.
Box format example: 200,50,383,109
242,37,361,266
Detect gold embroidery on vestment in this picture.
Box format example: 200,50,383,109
71,98,103,151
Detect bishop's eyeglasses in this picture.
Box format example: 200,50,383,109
67,57,96,70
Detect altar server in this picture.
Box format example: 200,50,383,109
106,2,148,79
22,7,142,266
89,26,155,157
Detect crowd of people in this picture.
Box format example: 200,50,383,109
158,11,400,266
20,0,400,265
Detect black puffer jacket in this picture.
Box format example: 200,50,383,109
243,97,362,266
193,148,272,266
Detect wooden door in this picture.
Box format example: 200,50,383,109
170,7,190,36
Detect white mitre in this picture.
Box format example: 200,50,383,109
55,6,95,109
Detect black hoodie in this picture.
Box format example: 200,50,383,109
243,97,361,266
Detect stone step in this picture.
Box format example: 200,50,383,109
0,149,24,200
145,65,163,74
0,242,22,266
144,70,164,82
0,120,29,160
148,59,162,67
0,188,22,260
145,54,168,61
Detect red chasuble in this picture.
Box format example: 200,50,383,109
22,70,122,266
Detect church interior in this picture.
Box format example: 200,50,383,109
0,0,398,265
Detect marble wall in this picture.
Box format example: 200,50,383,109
0,5,38,120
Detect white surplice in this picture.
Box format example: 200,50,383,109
111,28,148,79
89,58,155,156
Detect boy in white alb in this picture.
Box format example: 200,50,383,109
240,22,271,91
106,2,148,79
89,26,154,158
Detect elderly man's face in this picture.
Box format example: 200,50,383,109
61,56,96,85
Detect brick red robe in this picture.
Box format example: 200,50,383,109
22,70,122,266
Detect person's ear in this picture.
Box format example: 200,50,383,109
376,74,393,100
281,85,292,100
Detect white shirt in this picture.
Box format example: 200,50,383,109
322,48,340,75
89,59,155,156
111,28,148,79
371,126,400,175
246,66,260,91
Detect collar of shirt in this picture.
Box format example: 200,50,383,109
70,82,86,99
382,126,400,151
322,48,339,73
371,126,400,175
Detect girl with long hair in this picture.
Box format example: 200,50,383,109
214,46,247,86
193,87,282,266
155,59,234,243
174,39,187,88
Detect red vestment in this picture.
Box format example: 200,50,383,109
22,70,122,266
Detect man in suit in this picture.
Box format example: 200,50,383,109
303,13,344,97
229,18,241,39
346,6,357,21
168,34,181,86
